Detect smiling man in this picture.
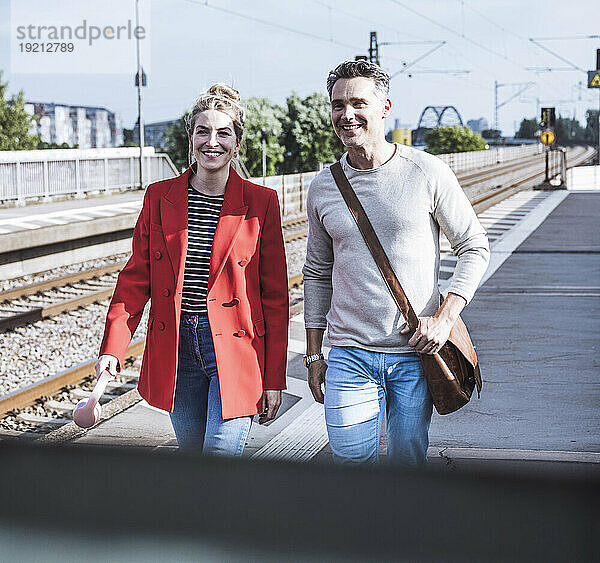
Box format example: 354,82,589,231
302,60,490,466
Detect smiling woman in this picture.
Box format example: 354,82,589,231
96,83,289,457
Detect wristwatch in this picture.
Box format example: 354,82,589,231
303,353,325,368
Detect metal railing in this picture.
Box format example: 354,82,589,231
259,171,318,217
436,144,542,173
0,144,543,209
253,144,544,215
0,147,178,203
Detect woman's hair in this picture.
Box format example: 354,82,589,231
185,83,246,143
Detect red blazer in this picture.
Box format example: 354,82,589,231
99,166,289,419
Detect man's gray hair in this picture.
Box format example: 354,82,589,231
326,60,390,99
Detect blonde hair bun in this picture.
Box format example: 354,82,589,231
206,83,241,103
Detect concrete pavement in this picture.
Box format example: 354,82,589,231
60,190,600,472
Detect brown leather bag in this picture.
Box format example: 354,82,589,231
330,161,482,415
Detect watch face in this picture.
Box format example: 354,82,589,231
303,356,309,368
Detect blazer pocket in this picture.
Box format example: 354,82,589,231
253,318,265,337
150,223,163,232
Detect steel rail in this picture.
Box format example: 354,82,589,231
458,153,547,186
0,262,125,303
471,146,594,210
0,340,146,419
0,272,308,418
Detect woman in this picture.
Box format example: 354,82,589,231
95,84,289,456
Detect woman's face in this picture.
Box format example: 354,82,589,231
190,109,239,172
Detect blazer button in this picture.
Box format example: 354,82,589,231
154,250,162,260
158,321,166,331
162,288,170,297
234,329,247,337
238,259,248,267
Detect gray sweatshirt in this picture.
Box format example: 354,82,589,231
302,143,490,353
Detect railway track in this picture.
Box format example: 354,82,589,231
0,146,595,436
0,216,308,333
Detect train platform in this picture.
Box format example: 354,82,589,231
0,190,144,235
54,188,600,473
0,190,144,280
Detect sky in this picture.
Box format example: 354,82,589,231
0,0,599,136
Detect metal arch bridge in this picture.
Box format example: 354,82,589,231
412,105,464,145
416,105,464,129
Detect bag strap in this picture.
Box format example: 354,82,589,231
330,161,419,332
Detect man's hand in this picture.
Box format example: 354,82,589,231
308,359,327,404
94,354,118,379
401,316,453,355
259,390,282,424
401,292,466,355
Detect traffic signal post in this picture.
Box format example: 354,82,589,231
540,107,556,183
587,49,600,164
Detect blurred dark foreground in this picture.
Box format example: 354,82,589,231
0,441,597,562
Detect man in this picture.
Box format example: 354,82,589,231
302,60,489,466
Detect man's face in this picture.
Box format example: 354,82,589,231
330,77,391,149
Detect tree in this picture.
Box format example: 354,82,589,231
0,72,39,150
241,97,285,177
38,141,77,149
165,113,190,172
554,116,586,143
425,126,487,155
515,118,539,139
279,92,345,173
120,128,138,147
481,129,501,140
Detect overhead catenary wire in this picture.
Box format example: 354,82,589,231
181,0,365,53
389,0,526,69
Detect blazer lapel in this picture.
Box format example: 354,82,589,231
208,167,248,291
160,168,190,291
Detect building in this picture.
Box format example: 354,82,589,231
386,119,413,146
25,102,123,148
133,119,178,151
391,128,412,146
467,117,489,133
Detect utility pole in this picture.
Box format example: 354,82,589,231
369,32,380,65
597,49,600,164
495,81,535,135
588,49,600,164
494,80,498,132
261,128,275,185
135,0,145,190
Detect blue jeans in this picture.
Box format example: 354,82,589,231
324,346,433,467
169,314,252,456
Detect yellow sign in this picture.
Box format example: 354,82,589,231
540,130,555,146
588,71,600,88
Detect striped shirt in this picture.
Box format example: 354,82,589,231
181,184,224,315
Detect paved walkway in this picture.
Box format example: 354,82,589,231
69,190,600,471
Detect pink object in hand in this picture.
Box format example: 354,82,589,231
72,370,113,428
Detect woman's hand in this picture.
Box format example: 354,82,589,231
94,354,118,379
259,389,282,424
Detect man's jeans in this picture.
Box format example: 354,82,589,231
324,346,433,466
169,314,252,456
